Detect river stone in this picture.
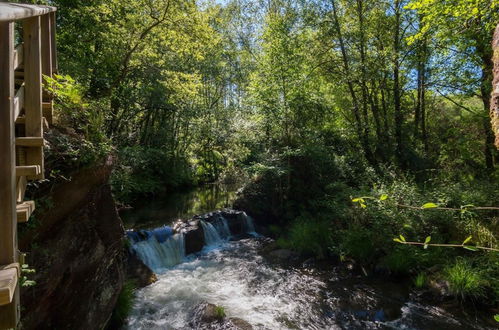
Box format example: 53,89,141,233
191,302,225,325
126,251,157,287
228,317,253,330
182,221,205,254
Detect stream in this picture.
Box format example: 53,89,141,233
122,187,495,330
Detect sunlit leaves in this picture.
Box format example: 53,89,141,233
462,236,472,245
421,202,438,209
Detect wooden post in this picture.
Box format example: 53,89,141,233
23,16,44,180
0,21,20,329
49,12,57,74
41,14,53,124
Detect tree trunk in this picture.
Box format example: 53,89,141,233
331,0,375,165
491,24,499,149
393,0,404,166
478,40,495,170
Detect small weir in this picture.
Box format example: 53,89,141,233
125,210,490,330
126,210,256,272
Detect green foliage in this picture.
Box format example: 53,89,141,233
382,246,416,274
336,227,377,264
214,305,226,320
20,264,36,288
444,259,486,300
277,217,332,259
413,273,427,289
107,280,136,329
111,147,195,203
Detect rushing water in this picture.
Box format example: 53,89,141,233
127,237,493,330
124,189,495,330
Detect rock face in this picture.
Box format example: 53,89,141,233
19,159,126,330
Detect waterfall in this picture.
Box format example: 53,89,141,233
212,216,232,239
200,220,222,246
131,233,185,272
242,212,257,234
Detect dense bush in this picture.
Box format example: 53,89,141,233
110,146,196,203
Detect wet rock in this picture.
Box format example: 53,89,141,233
228,317,253,329
126,251,157,287
428,279,450,297
182,221,205,254
191,302,225,326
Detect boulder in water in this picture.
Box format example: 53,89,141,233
191,302,225,325
228,317,253,330
181,220,205,254
126,250,157,287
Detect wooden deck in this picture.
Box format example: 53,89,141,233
0,3,57,328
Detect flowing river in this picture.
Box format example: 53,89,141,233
122,188,495,330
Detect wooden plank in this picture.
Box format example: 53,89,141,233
13,85,24,120
15,137,44,147
23,16,44,180
0,265,18,306
13,43,23,70
0,20,20,329
16,165,41,177
50,12,57,74
0,4,56,22
42,101,53,124
16,176,27,204
15,116,49,129
41,14,52,103
16,201,35,223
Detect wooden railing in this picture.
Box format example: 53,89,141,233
0,3,57,329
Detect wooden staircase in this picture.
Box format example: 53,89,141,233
0,3,57,329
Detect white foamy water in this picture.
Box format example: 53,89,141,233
132,233,185,272
126,239,331,330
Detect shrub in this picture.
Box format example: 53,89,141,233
277,217,332,259
381,246,415,274
336,227,377,264
111,146,195,203
444,259,486,300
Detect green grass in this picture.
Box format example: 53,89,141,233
413,273,427,289
214,305,226,320
444,259,486,300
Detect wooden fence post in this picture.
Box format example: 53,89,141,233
41,13,53,124
23,16,44,180
0,20,20,329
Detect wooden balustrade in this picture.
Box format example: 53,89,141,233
0,3,57,329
